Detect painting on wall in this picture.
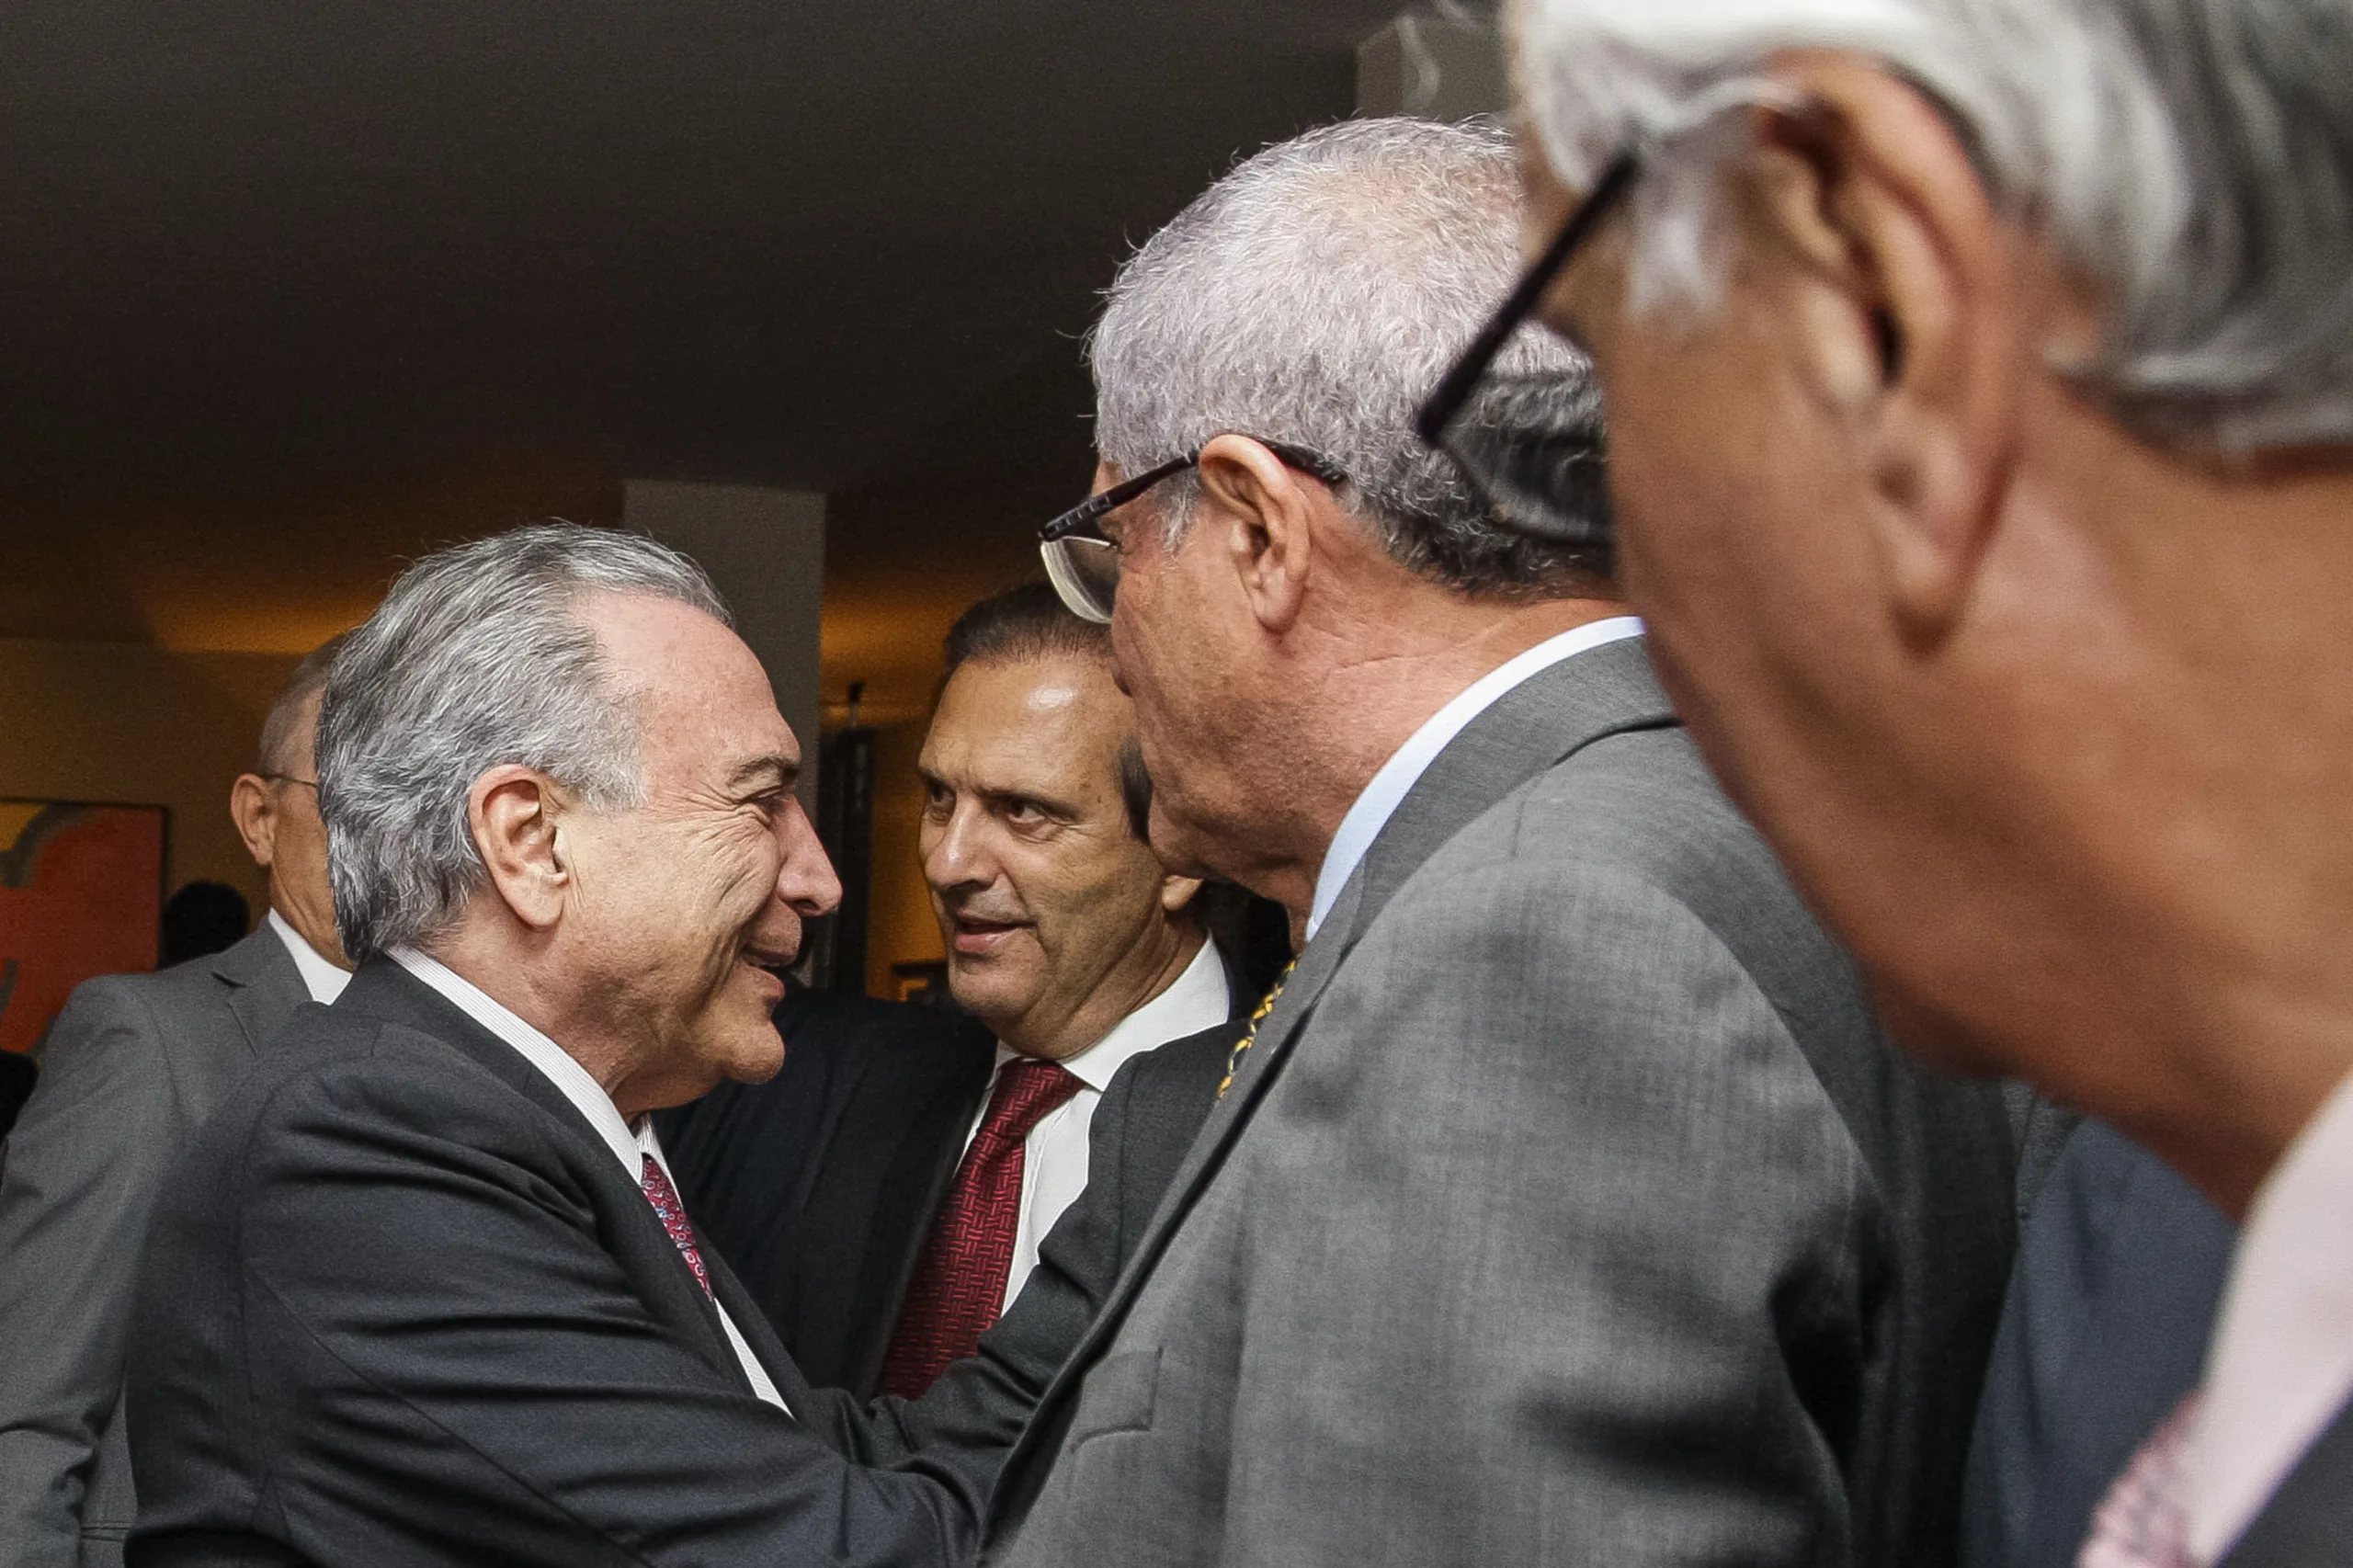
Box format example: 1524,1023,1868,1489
0,801,166,1058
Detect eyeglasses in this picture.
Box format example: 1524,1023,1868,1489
1039,439,1348,624
263,774,319,791
1415,149,1643,551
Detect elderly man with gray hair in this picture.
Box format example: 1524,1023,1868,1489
995,116,2016,1568
121,524,1006,1566
1481,1,2353,1562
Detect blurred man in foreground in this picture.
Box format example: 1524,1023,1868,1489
665,584,1242,1399
998,117,2015,1568
123,525,999,1564
0,636,349,1568
1497,0,2353,1559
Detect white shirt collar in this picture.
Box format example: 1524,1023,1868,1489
388,947,641,1175
2188,1067,2353,1561
1305,616,1643,940
267,908,351,1005
1017,937,1232,1092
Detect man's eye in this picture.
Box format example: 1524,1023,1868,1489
1003,799,1047,825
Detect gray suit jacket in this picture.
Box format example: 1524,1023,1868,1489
0,926,308,1568
985,639,2018,1568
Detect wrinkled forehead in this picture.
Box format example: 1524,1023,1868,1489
585,590,798,792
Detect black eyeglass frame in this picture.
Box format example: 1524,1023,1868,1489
262,773,320,791
1413,149,1643,547
1037,437,1349,623
1039,438,1349,550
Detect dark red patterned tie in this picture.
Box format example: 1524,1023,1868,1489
641,1153,713,1299
875,1058,1083,1397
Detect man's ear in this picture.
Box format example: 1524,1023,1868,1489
468,765,570,932
1748,52,2026,641
229,774,278,869
1159,871,1205,915
1194,435,1320,636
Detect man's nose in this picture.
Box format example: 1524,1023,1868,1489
922,803,996,892
775,801,841,917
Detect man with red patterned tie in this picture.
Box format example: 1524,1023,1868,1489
664,584,1248,1402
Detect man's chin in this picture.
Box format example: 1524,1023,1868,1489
718,1019,787,1085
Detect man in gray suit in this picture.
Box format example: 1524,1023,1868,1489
0,637,351,1568
1010,118,2016,1567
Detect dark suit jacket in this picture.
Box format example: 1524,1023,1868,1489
656,990,998,1397
1961,1119,2235,1568
985,639,2019,1568
0,926,308,1568
2221,1396,2353,1567
123,960,987,1567
0,1049,36,1145
829,1021,1238,1490
660,979,1246,1400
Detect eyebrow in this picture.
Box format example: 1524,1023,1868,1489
916,767,1083,820
726,754,799,794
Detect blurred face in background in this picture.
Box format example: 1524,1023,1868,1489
230,689,347,967
919,652,1201,1060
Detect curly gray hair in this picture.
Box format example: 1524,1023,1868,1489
1090,116,1608,593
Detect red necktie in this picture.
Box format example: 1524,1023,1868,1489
876,1058,1083,1397
641,1153,713,1299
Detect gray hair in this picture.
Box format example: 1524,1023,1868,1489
316,522,731,961
254,631,349,777
1515,0,2353,451
1091,116,1608,593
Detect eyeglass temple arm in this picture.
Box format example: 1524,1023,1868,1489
1415,151,1643,448
1039,453,1198,543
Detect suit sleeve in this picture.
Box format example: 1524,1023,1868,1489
0,981,179,1568
1233,851,1879,1567
137,1054,986,1568
798,1056,1150,1489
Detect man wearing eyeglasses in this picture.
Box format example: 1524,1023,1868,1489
0,636,351,1568
1498,2,2353,1563
996,116,2017,1568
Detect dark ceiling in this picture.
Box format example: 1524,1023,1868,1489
0,0,1404,686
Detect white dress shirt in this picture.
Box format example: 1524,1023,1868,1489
2186,1067,2353,1562
1305,615,1644,941
966,937,1232,1312
388,948,790,1414
267,908,350,1004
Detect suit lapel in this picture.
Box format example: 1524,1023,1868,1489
213,925,312,1055
335,960,752,1392
994,636,1679,1515
706,1244,819,1412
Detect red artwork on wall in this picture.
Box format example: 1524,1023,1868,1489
0,801,166,1057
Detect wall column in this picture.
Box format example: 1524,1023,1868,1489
621,482,826,812
1356,6,1508,121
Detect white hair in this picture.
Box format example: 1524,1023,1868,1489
1092,116,1608,592
1515,0,2353,450
316,522,731,961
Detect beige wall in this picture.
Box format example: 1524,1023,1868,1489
863,718,946,997
0,639,303,924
